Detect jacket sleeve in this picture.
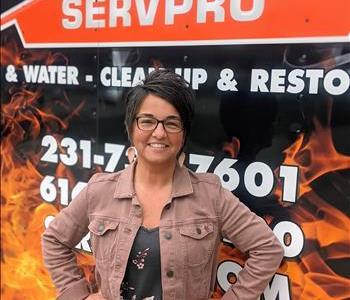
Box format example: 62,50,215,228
41,181,92,300
217,187,284,300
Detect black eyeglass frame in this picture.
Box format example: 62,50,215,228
135,116,184,133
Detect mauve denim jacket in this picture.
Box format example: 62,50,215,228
42,162,284,300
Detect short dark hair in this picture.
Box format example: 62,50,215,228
124,69,195,147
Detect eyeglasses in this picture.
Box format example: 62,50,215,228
135,116,183,133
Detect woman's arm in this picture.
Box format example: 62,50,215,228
217,187,284,300
41,184,92,300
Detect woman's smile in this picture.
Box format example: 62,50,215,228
148,143,168,149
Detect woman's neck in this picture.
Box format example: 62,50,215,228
134,159,176,189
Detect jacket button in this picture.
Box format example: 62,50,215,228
196,228,201,234
166,270,174,278
164,232,172,240
98,224,105,233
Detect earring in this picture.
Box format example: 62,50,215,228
126,146,138,164
178,152,185,167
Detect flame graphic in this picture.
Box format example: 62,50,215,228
277,98,350,299
215,96,350,299
277,99,350,198
2,36,349,300
1,40,94,299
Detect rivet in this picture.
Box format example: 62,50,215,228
98,223,104,232
167,270,174,277
164,232,172,240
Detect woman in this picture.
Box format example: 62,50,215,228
42,69,284,300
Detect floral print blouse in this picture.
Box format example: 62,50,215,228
120,226,162,300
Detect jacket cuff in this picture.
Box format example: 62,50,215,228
222,288,237,300
57,279,91,300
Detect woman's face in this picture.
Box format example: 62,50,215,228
130,94,184,167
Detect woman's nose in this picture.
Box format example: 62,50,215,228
152,122,167,137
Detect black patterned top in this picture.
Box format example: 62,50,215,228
120,226,162,300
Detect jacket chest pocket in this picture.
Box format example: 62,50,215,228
180,222,215,267
88,218,120,262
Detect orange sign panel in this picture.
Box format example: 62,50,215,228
1,0,350,47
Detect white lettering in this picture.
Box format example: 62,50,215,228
47,66,57,84
305,69,324,94
86,0,105,28
273,221,304,258
250,69,269,92
23,65,79,85
244,162,274,197
287,69,305,94
23,65,40,82
175,68,191,84
109,0,132,27
121,67,132,87
165,0,193,24
62,0,266,29
37,67,50,84
270,69,286,93
75,232,92,252
62,0,82,29
197,0,225,23
217,260,291,300
100,66,111,86
100,67,155,87
175,68,207,90
44,215,55,228
111,67,121,86
250,68,349,95
262,274,291,300
66,66,79,85
217,261,242,292
132,67,146,86
191,68,208,89
136,0,159,26
230,0,265,21
324,69,350,95
57,66,67,84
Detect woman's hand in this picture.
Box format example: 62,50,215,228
85,292,106,300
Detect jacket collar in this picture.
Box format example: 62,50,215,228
113,162,136,199
113,162,193,199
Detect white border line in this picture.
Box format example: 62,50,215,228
1,19,17,31
2,19,350,48
0,0,34,19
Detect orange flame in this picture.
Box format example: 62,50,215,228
281,104,350,197
1,41,93,299
215,96,350,299
276,98,350,298
284,99,350,299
